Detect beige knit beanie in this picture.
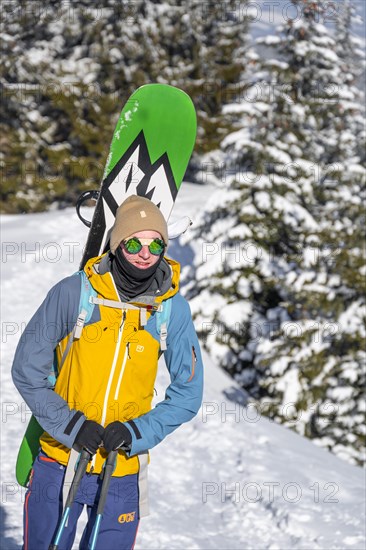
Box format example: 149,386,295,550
109,195,168,254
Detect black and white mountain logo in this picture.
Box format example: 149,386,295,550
102,129,177,221
84,131,179,259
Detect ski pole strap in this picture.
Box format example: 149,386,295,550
65,449,91,508
137,452,149,518
62,448,79,510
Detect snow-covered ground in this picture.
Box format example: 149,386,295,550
1,183,365,549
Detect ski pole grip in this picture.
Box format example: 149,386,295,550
65,449,91,508
48,449,92,550
96,450,117,514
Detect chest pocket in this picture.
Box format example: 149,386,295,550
116,328,160,407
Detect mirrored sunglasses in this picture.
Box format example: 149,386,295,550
123,237,165,256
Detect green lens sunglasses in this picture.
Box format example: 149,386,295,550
123,237,166,256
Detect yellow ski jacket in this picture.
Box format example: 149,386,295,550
12,254,204,476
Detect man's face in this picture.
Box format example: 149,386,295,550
120,230,164,269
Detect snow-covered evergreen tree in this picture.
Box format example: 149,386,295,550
1,0,251,211
185,0,366,465
335,0,365,78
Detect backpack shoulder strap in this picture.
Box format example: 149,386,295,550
58,271,97,370
74,270,97,338
156,297,172,352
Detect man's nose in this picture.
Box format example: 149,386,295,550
139,245,150,259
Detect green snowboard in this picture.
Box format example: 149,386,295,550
15,83,197,487
16,415,44,486
79,82,197,269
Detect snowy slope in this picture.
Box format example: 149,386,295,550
0,183,365,550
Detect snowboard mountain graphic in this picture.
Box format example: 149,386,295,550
100,130,178,255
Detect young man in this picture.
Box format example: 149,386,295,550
12,195,204,550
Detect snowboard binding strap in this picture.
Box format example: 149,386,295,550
76,190,100,228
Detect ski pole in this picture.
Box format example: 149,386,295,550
88,450,118,550
49,448,91,550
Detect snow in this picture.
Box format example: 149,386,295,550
277,367,302,414
338,300,366,336
0,183,365,549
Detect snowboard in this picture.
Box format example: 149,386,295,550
15,83,197,487
78,83,197,269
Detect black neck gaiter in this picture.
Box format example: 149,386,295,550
111,247,164,301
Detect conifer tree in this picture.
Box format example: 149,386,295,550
186,0,366,465
1,0,251,211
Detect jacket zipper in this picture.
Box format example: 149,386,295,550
187,345,197,382
90,310,126,470
100,311,126,427
114,342,130,400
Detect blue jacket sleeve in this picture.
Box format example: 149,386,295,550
125,294,204,455
11,277,86,448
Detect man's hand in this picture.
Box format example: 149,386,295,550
73,420,104,455
103,421,132,453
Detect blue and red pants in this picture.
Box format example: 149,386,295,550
23,452,140,550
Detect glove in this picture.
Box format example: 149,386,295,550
73,420,104,455
103,421,132,453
